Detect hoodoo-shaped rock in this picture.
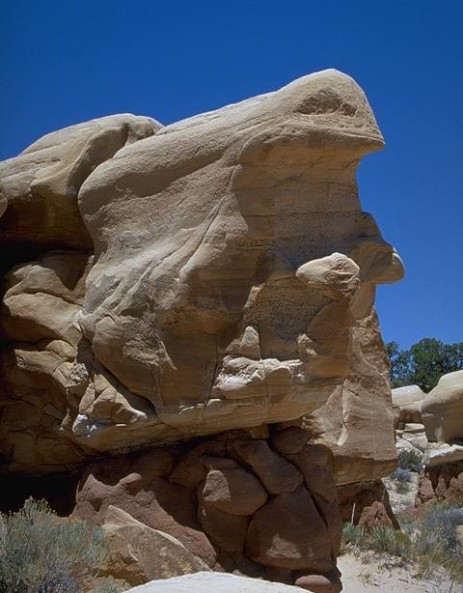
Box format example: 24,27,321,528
1,70,404,590
2,69,402,464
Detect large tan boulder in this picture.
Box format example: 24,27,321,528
64,69,401,454
0,71,405,592
1,71,403,479
392,384,425,428
98,506,209,589
422,370,463,442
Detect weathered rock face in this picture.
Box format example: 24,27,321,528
96,505,209,591
0,115,160,473
416,460,463,505
304,302,398,484
0,114,160,259
1,69,403,591
1,69,403,472
73,69,403,453
422,370,463,443
73,429,342,589
336,479,399,528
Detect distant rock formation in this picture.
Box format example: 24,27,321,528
0,70,404,590
422,370,463,443
392,385,425,428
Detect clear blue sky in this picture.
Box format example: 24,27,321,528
1,0,462,349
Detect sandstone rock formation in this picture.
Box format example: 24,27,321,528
416,459,463,505
0,115,160,473
336,479,399,528
392,385,425,428
0,70,404,590
73,428,343,590
398,423,428,450
422,370,463,443
1,69,403,474
98,506,209,590
0,114,160,258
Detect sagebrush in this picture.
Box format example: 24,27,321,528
0,497,113,593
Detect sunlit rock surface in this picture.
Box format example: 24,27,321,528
0,68,404,592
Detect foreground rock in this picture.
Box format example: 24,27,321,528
1,70,404,589
97,506,208,590
124,572,306,593
2,69,401,469
74,429,342,587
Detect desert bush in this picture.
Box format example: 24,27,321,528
397,447,423,472
414,503,463,582
392,468,413,493
342,522,412,560
392,468,412,482
341,501,463,584
368,525,413,558
0,497,112,593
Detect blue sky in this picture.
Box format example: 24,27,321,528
1,0,461,349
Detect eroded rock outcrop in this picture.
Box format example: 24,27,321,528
392,384,425,428
73,428,343,590
98,506,209,590
1,70,404,589
0,115,161,472
422,370,463,443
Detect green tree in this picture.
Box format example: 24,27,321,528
387,338,463,392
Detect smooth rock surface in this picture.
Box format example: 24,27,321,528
0,114,160,253
422,370,463,443
246,486,334,572
199,464,268,515
392,385,425,428
0,70,403,472
124,572,304,593
74,70,401,453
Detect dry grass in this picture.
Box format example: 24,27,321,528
0,498,117,593
341,501,463,588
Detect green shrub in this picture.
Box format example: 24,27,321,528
0,498,111,593
342,522,412,560
414,503,463,582
341,501,463,584
397,447,423,472
392,468,412,482
368,525,413,558
395,481,411,494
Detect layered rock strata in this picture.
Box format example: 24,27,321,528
1,70,402,474
0,70,404,589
